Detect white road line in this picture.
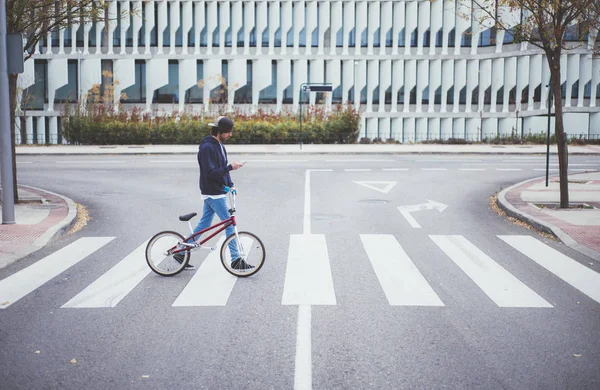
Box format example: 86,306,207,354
304,169,332,234
533,168,559,171
172,237,239,307
326,159,395,162
282,234,336,305
149,160,195,163
421,168,448,171
496,168,523,171
459,168,486,171
430,235,552,308
0,237,114,309
361,235,444,306
499,235,600,304
56,161,126,164
462,163,489,166
344,168,372,172
414,160,482,163
382,168,410,171
243,159,308,163
62,241,150,308
570,169,595,172
16,161,32,164
294,304,312,390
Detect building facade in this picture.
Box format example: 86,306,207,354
15,0,600,144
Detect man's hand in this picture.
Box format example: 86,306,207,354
231,161,244,170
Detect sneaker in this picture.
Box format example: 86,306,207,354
173,252,194,270
231,257,255,270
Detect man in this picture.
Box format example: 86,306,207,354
174,116,253,270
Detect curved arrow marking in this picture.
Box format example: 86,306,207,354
397,200,448,228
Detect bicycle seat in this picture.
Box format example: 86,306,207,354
179,212,197,221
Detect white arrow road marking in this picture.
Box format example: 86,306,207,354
353,181,397,194
397,200,448,228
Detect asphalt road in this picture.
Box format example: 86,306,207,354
1,153,600,389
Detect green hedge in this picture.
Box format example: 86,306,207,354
61,105,361,145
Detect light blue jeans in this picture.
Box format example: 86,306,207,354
192,197,240,262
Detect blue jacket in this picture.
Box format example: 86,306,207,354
197,135,233,195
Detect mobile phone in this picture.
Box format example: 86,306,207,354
242,161,247,165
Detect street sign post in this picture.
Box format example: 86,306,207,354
298,83,333,149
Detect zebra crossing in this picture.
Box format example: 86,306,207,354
1,233,599,310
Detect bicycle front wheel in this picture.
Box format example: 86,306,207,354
221,231,265,277
146,231,190,276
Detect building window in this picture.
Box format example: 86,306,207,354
259,61,277,104
154,61,179,104
22,60,48,110
398,28,405,47
55,60,78,103
187,60,204,103
234,61,252,104
120,60,146,103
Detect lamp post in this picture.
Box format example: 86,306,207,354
545,76,553,187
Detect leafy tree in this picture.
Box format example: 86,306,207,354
6,0,115,202
464,0,599,208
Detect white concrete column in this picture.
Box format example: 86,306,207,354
107,0,118,55
47,59,69,112
453,59,466,113
392,1,405,55
49,117,58,145
181,1,193,54
404,1,417,55
157,0,168,54
441,59,453,113
317,0,330,56
355,1,367,55
367,1,379,56
578,55,592,108
131,1,143,54
170,0,181,55
429,0,442,55
145,0,156,55
490,58,504,113
113,59,136,110
304,0,317,55
280,0,292,55
119,1,131,54
416,59,429,113
528,54,542,110
268,1,280,55
379,60,391,112
36,117,46,144
146,59,169,110
380,1,392,56
256,0,268,55
194,0,206,54
276,59,291,111
503,57,517,113
253,59,272,106
293,0,305,55
429,59,441,113
231,0,243,53
477,59,490,113
206,1,218,54
26,116,34,145
417,0,430,55
179,59,197,111
340,0,352,56
404,60,416,112
243,1,255,55
219,0,230,55
565,54,580,107
391,60,404,113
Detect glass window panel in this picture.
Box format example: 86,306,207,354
155,61,179,103
22,61,47,110
55,61,78,103
187,61,204,103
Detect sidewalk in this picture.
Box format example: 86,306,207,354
1,144,600,269
497,171,600,261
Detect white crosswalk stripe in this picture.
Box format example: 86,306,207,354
62,240,150,308
430,235,552,308
0,237,114,309
172,237,238,307
3,234,600,310
360,234,444,306
499,235,600,304
282,234,336,305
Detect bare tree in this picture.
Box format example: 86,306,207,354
6,0,111,202
463,0,599,208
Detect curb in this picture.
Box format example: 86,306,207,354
20,185,78,247
496,176,600,262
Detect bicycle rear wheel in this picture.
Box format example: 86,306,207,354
221,231,265,277
146,231,190,276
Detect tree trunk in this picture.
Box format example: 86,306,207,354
8,73,19,203
549,58,569,208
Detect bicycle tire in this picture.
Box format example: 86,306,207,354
146,230,190,277
220,231,265,277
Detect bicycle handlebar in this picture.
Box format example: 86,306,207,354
223,186,236,195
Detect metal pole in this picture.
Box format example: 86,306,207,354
545,76,553,187
0,0,16,224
